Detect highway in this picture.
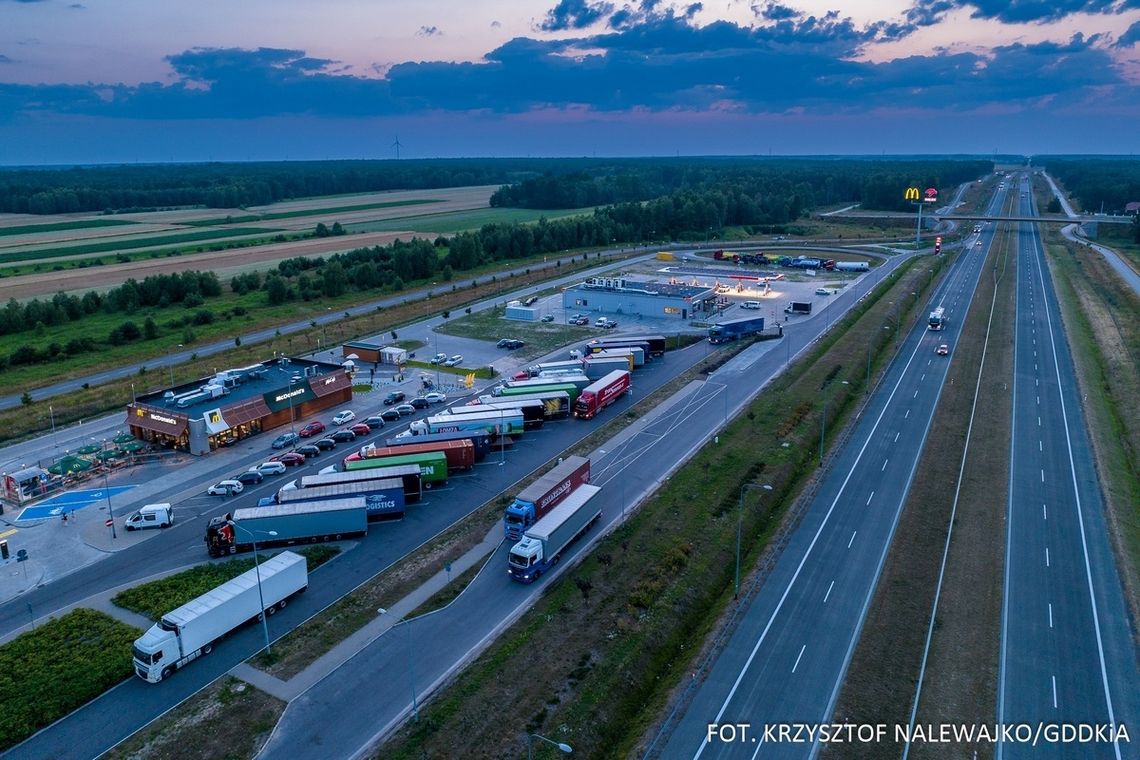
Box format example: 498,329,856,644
995,177,1140,758
648,190,1000,759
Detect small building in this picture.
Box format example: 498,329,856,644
561,276,715,320
342,341,383,364
125,357,352,456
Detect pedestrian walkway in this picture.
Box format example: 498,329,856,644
229,525,504,701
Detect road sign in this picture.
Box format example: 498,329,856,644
105,518,114,527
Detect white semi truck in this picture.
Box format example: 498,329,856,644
508,484,602,583
132,551,308,683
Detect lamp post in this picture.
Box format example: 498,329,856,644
169,344,183,388
820,381,849,467
736,483,773,598
528,733,573,760
230,524,278,655
378,608,418,721
93,438,116,539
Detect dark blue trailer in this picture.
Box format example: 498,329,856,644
708,315,766,344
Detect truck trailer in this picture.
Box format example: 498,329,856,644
360,439,475,472
205,499,369,557
488,381,583,404
593,347,645,367
468,391,571,420
345,450,449,487
834,261,869,272
574,370,631,420
445,399,547,429
504,455,591,540
503,374,592,392
133,551,308,682
708,315,766,344
385,429,492,461
410,409,526,438
508,485,602,583
585,334,666,358
583,355,632,377
299,464,422,502
278,478,405,521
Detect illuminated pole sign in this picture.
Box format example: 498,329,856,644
924,187,938,203
904,187,920,201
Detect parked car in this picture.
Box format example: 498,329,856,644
349,423,371,436
207,480,244,496
235,470,264,485
332,410,356,425
410,397,430,409
255,461,288,476
271,432,299,449
379,409,402,423
815,288,832,296
424,392,447,404
331,429,357,443
600,321,617,329
540,314,555,322
429,352,448,365
505,339,525,349
363,416,386,428
443,354,464,367
383,391,406,405
313,437,338,451
299,421,326,438
276,452,307,467
572,316,590,326
496,339,513,348
393,403,417,417
595,317,611,327
524,296,539,306
936,344,950,356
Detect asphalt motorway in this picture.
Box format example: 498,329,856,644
995,178,1140,758
651,190,1001,759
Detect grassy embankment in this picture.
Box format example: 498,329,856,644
5,250,632,445
829,216,1016,760
372,257,945,758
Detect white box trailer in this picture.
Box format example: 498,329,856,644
132,551,308,683
508,485,602,583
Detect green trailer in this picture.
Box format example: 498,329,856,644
495,382,583,404
345,450,449,487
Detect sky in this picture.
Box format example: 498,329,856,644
1,0,1139,164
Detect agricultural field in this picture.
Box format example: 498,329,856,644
345,206,594,235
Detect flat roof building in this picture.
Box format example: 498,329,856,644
561,276,715,320
126,356,353,456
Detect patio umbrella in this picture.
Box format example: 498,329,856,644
120,441,145,453
47,456,93,475
113,433,134,444
76,443,102,455
96,449,124,461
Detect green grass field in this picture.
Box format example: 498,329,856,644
344,206,593,234
0,218,137,237
0,227,281,265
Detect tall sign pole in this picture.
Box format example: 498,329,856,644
905,187,921,245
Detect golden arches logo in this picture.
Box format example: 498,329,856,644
904,187,921,201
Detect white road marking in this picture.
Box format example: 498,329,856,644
1039,441,1042,452
1052,675,1058,709
905,410,910,419
824,581,834,603
1043,503,1047,520
913,389,918,398
1049,603,1053,629
1046,547,1050,567
882,459,888,472
848,531,857,548
1041,469,1045,483
792,645,806,673
894,432,900,442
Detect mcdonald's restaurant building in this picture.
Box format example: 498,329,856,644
125,357,353,456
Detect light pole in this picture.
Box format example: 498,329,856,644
230,524,278,655
528,733,573,760
820,380,849,466
377,607,418,722
169,344,183,388
736,483,773,598
93,438,116,539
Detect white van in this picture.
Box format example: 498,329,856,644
740,301,762,310
124,503,174,531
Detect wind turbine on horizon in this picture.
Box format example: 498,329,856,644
392,136,403,160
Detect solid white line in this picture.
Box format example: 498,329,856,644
847,531,857,548
881,459,888,472
792,644,806,673
824,580,834,603
1052,675,1058,709
1049,603,1053,628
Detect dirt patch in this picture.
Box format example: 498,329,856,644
102,676,284,760
829,226,1014,759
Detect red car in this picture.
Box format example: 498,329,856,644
299,421,326,438
349,423,371,436
275,452,307,467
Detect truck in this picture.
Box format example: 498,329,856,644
834,261,869,272
504,455,591,540
204,499,368,557
504,374,592,392
574,369,631,419
585,334,666,358
360,439,475,472
582,355,632,378
445,398,548,429
133,551,308,682
468,391,571,420
928,306,946,331
278,478,405,521
409,409,526,439
708,315,766,344
508,484,603,583
784,301,812,315
299,464,422,502
385,429,492,460
594,346,644,367
345,450,449,487
488,381,583,404
529,359,584,376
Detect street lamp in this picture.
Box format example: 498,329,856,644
529,733,573,759
230,524,278,655
736,483,773,598
94,438,116,539
169,344,183,388
378,607,418,722
820,381,849,466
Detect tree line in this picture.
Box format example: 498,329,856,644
1040,158,1140,240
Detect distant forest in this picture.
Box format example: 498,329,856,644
1040,158,1140,215
0,157,990,215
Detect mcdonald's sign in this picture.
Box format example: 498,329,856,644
904,187,921,201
